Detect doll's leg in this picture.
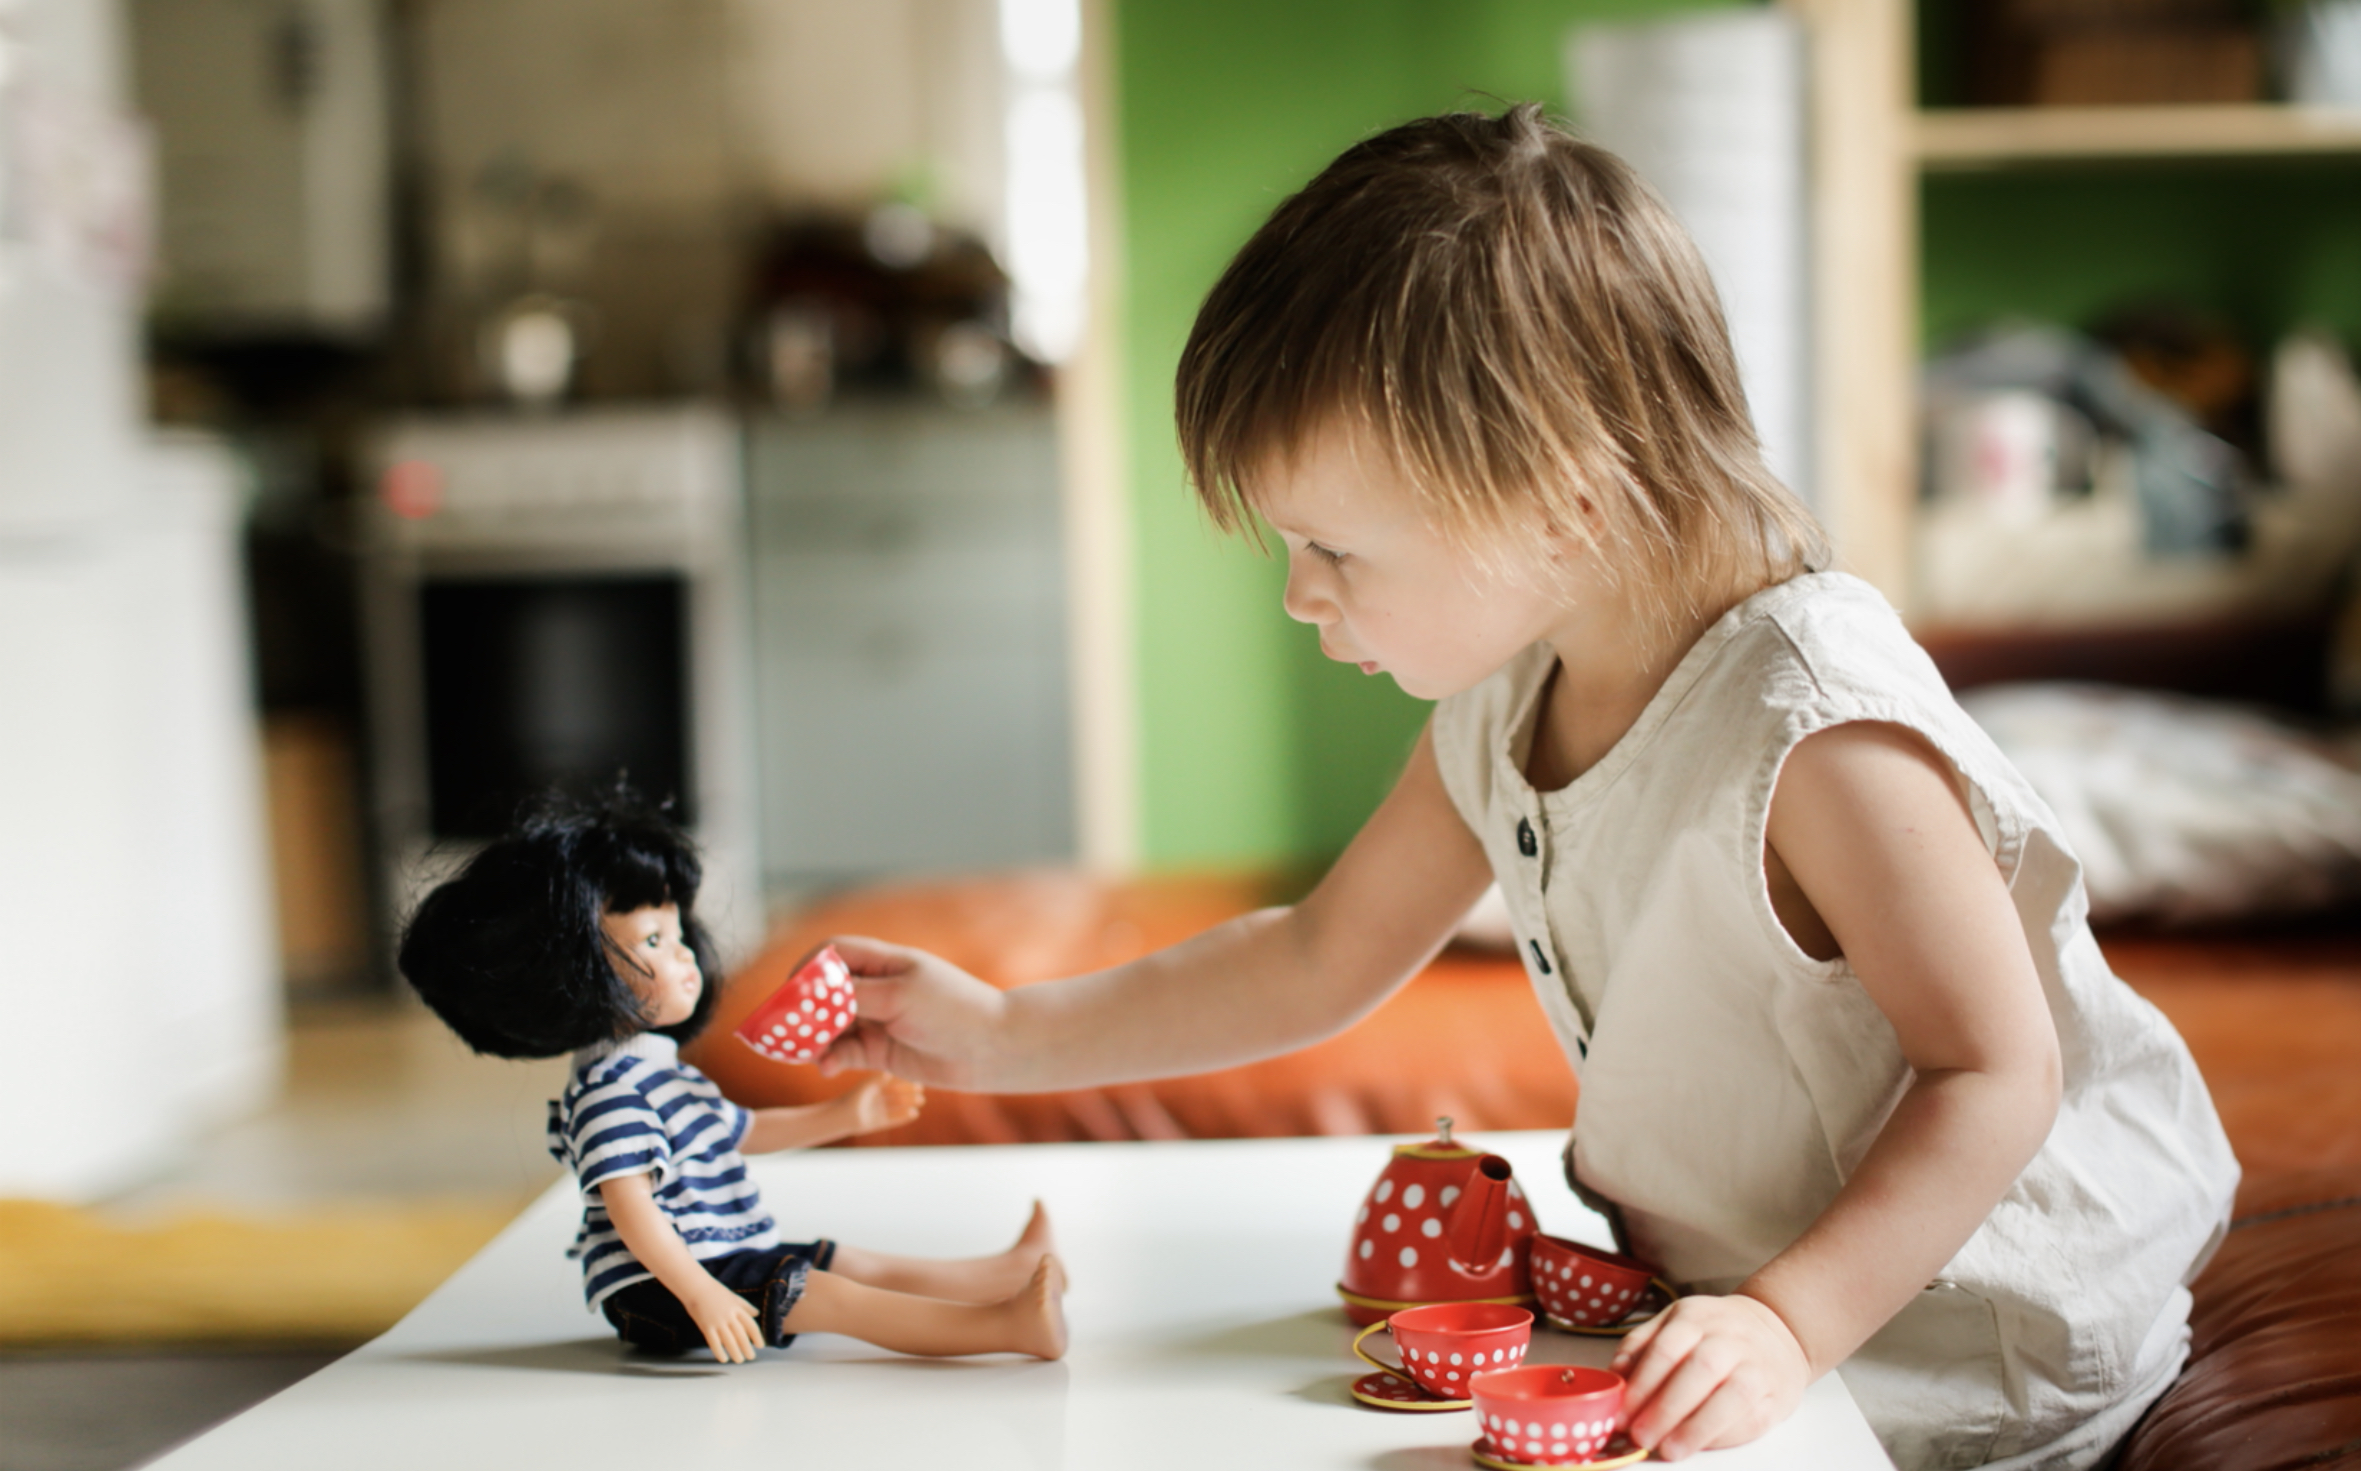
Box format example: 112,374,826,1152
782,1255,1068,1360
825,1199,1057,1303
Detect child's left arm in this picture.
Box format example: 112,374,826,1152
1613,721,2064,1461
739,1075,924,1154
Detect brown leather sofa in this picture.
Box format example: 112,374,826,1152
685,872,2361,1470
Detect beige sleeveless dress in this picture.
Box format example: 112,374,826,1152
1430,572,2237,1471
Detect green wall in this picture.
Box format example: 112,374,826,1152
1114,0,1744,871
1922,161,2361,352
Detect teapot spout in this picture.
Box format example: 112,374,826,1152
1447,1154,1516,1275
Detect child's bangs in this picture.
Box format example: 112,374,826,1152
1183,307,1368,538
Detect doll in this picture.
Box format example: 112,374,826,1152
397,788,1066,1363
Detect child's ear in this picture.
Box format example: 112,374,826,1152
1537,503,1600,558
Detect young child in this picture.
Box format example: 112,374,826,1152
817,107,2236,1468
397,790,1067,1364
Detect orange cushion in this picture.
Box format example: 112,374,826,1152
2103,931,2361,1178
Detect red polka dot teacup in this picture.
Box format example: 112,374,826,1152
1471,1364,1626,1464
732,945,858,1064
1352,1301,1532,1401
1529,1235,1655,1330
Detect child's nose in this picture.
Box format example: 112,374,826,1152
1281,564,1330,625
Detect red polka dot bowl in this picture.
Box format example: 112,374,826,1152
1529,1235,1655,1330
1352,1301,1532,1401
1470,1364,1627,1464
732,945,858,1065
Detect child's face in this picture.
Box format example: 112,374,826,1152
600,902,703,1028
1258,420,1572,701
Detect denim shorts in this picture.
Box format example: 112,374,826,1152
601,1239,837,1356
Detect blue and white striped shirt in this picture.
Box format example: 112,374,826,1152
547,1033,782,1309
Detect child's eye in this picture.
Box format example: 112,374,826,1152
1306,541,1347,565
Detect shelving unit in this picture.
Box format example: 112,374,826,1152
1918,103,2361,168
1792,0,2361,615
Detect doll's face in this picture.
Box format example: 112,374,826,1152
600,902,703,1028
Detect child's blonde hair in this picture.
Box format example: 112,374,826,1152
1175,104,1826,629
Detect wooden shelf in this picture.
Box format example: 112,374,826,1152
1915,104,2361,169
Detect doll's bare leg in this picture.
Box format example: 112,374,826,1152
825,1199,1058,1303
782,1255,1068,1360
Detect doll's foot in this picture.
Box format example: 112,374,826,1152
1012,1199,1057,1271
971,1200,1060,1299
1005,1254,1068,1361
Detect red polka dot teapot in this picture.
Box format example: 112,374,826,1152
1337,1118,1537,1325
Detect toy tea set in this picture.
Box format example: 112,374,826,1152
1340,1119,1677,1469
730,964,1664,1468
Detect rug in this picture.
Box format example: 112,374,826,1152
0,1198,521,1345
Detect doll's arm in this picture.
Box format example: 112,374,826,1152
740,1075,923,1153
1612,721,2063,1460
598,1172,762,1363
820,723,1494,1092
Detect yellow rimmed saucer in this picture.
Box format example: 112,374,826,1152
1352,1370,1472,1411
1472,1433,1649,1469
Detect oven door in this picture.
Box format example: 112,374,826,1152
417,573,693,837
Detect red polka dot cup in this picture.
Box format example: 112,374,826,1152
1352,1301,1532,1401
1529,1235,1655,1329
1471,1364,1626,1464
732,946,857,1064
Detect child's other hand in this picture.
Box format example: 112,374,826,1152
683,1279,763,1363
845,1074,925,1134
1609,1292,1811,1460
818,936,1008,1088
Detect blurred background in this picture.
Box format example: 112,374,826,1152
5,0,2361,1464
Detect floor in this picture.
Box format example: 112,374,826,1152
4,997,574,1471
0,1350,347,1471
111,996,574,1214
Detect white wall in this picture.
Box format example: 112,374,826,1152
0,0,139,535
0,0,279,1199
0,444,280,1200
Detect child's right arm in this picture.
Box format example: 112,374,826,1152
820,726,1492,1093
599,1172,763,1362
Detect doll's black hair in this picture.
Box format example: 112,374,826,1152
397,786,723,1059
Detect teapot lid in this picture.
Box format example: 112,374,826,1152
1392,1115,1482,1162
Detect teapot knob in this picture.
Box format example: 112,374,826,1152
1436,1116,1455,1147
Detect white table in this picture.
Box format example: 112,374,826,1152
153,1132,1893,1469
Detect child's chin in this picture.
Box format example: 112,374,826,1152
1395,668,1487,702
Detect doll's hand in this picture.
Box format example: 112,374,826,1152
817,936,1009,1088
682,1277,763,1364
1609,1292,1811,1460
844,1074,925,1134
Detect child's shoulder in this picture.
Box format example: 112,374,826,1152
1743,572,1954,715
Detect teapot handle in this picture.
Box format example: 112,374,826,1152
1352,1320,1417,1386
